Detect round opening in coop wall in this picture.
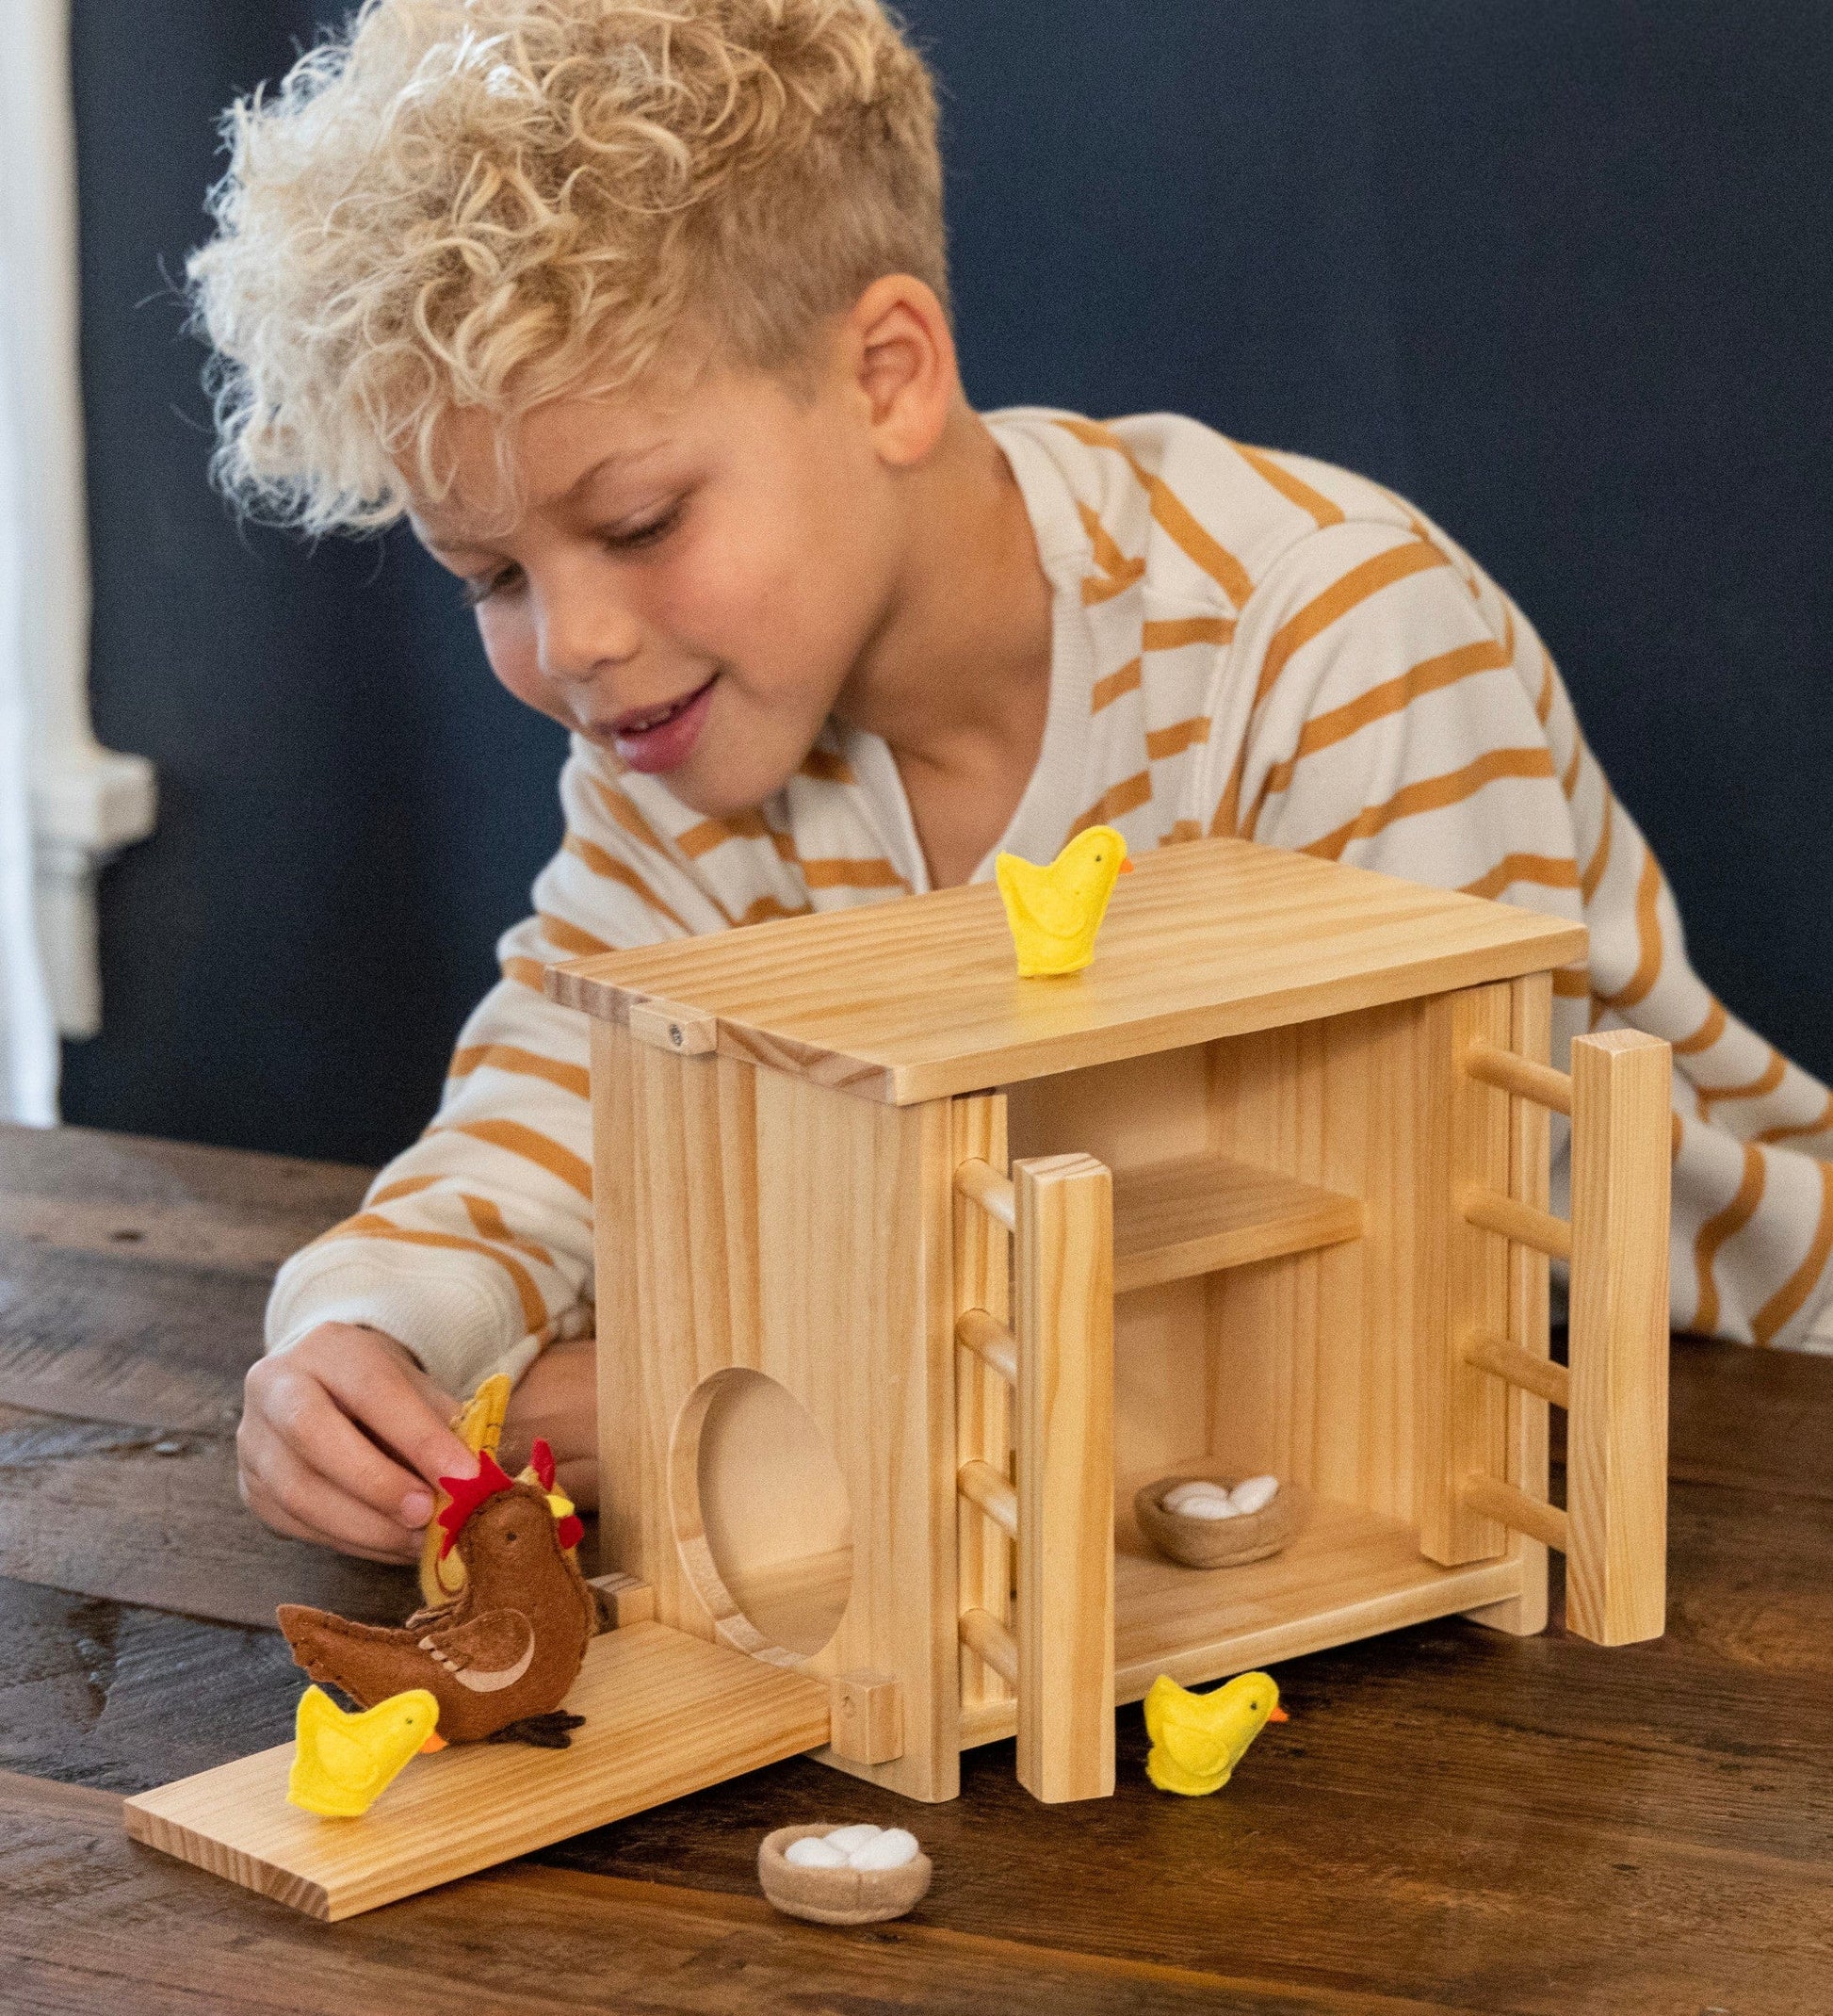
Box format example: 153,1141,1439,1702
669,1369,854,1659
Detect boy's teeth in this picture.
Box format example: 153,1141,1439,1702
625,692,688,733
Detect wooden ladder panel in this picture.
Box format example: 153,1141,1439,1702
1420,984,1516,1566
1014,1153,1115,1803
953,1095,1015,1733
122,1623,833,1921
1451,1015,1671,1645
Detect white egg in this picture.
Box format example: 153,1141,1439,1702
1177,1496,1240,1520
1161,1480,1232,1513
1229,1474,1280,1516
823,1824,882,1853
784,1835,850,1868
848,1827,920,1871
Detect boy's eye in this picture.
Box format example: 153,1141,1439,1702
603,499,684,552
459,563,523,610
451,498,681,609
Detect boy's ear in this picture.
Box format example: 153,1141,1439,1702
839,273,958,469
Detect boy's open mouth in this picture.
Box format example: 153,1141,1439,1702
609,673,719,774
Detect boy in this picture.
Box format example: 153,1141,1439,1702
189,0,1833,1564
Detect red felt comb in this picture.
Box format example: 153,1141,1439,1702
525,1439,580,1548
435,1450,515,1558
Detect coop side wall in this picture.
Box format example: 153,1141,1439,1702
589,1017,965,1800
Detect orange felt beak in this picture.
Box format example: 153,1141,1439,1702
1268,1705,1290,1722
1118,858,1135,872
419,1731,447,1752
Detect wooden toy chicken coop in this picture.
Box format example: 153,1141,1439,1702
124,836,1670,1917
560,834,1672,1806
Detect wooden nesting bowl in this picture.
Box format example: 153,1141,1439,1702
757,1825,933,1926
1134,1474,1306,1569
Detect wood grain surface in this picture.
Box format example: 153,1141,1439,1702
3,1124,1831,2012
1109,1152,1363,1293
0,1400,416,1625
125,1622,834,1919
0,1127,411,1627
591,1027,963,1803
1565,1031,1672,1644
551,837,1587,1104
1013,1152,1114,1802
1,1769,1404,2016
0,1125,368,1429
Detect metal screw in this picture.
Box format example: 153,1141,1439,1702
670,1024,684,1048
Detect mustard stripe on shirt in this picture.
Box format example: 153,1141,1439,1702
267,409,1833,1396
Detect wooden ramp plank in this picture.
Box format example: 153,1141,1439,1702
122,1622,832,1921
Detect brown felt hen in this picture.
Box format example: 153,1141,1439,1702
278,1441,598,1748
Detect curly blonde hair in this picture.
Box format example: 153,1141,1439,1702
187,0,947,533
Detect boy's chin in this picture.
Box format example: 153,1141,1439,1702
647,746,805,821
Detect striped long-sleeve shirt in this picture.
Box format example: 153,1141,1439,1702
267,408,1833,1397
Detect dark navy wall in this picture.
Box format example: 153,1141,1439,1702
63,1,1833,1163
65,1,569,1162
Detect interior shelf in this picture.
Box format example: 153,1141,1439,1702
1112,1484,1521,1702
1110,1153,1363,1293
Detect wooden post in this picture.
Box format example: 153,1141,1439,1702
1565,1029,1671,1646
829,1671,905,1765
1013,1152,1114,1804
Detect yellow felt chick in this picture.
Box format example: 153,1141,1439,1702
1143,1670,1287,1796
995,825,1131,978
418,1372,511,1609
286,1685,442,1818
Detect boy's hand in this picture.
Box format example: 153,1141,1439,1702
239,1324,476,1563
499,1336,599,1512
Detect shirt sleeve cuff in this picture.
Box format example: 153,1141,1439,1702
265,1244,535,1400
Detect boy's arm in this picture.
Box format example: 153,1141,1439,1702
1215,522,1833,1349
1220,520,1582,919
263,745,723,1402
264,908,601,1399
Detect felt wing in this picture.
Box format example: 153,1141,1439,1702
996,853,1082,942
1153,1710,1229,1780
296,1688,377,1787
417,1608,537,1695
315,1719,386,1787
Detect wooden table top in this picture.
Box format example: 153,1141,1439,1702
3,1120,1830,2013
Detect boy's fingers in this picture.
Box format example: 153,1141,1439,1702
261,1373,442,1528
316,1347,478,1493
244,1476,419,1564
238,1427,423,1562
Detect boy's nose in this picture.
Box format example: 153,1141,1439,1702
537,607,643,687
